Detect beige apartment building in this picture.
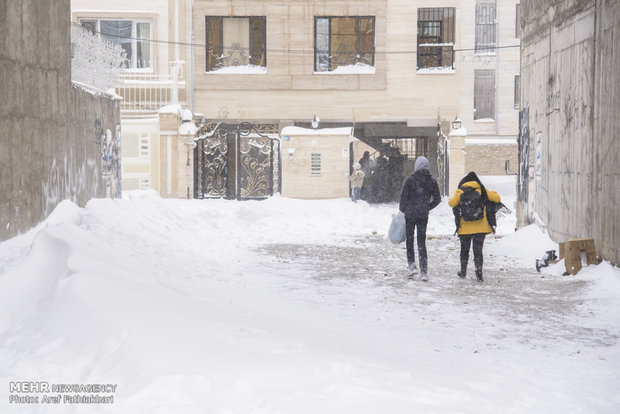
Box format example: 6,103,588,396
71,0,520,199
192,0,520,198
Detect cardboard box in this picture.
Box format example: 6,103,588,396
564,238,597,275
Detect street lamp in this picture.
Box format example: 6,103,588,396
311,115,320,129
452,116,462,130
179,109,197,199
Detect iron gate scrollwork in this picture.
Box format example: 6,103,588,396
194,122,280,200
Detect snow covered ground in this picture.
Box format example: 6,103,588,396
1,175,619,413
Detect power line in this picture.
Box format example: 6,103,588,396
71,21,520,56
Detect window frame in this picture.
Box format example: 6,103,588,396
78,18,152,70
475,2,497,55
416,8,456,71
474,69,496,120
205,16,267,72
313,16,376,73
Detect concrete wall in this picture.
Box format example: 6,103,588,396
519,0,620,264
0,0,121,240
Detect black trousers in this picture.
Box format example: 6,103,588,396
459,233,486,275
405,217,428,273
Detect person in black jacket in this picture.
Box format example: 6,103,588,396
399,156,441,280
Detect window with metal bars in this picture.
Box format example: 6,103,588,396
474,69,496,120
475,2,497,54
416,8,455,70
205,16,266,72
314,16,375,72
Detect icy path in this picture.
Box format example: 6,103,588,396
1,190,619,413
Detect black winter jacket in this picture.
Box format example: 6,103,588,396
399,169,441,219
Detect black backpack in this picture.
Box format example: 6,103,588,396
459,186,484,221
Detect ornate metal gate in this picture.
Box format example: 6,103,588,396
193,122,280,200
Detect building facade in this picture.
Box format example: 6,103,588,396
192,0,521,197
519,0,619,265
69,0,521,200
71,0,193,196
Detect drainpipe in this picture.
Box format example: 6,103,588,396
190,0,194,112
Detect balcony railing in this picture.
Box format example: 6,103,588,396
116,70,186,113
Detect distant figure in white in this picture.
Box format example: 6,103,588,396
348,163,365,203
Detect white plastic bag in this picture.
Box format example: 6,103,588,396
388,212,406,244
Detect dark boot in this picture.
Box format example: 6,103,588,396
458,257,468,278
475,269,483,282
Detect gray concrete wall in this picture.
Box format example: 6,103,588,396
519,0,620,265
0,0,121,240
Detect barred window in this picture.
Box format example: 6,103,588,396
417,8,455,70
205,16,266,72
310,153,322,175
474,69,496,120
314,16,375,72
475,2,497,54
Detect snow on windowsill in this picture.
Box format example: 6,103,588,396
466,138,517,145
314,63,376,75
416,67,455,75
280,126,353,136
474,118,496,123
418,43,455,47
205,65,267,74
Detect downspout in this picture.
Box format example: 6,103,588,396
190,0,195,112
495,3,500,137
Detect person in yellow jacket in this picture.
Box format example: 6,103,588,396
448,172,501,282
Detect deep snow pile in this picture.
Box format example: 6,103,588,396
1,176,619,413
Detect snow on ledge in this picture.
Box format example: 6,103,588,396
314,63,376,75
280,126,353,136
466,138,517,145
205,65,267,74
416,67,455,75
449,127,468,137
159,104,183,114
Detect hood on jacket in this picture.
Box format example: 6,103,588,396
353,162,361,170
458,171,488,200
414,156,430,172
459,171,483,187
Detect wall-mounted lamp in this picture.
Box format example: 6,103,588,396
288,148,295,163
452,116,462,130
311,115,320,129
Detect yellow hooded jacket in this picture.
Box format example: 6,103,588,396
448,180,501,235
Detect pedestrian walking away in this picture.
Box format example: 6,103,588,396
398,156,441,281
348,162,365,203
449,171,501,282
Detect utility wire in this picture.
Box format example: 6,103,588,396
71,21,521,55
